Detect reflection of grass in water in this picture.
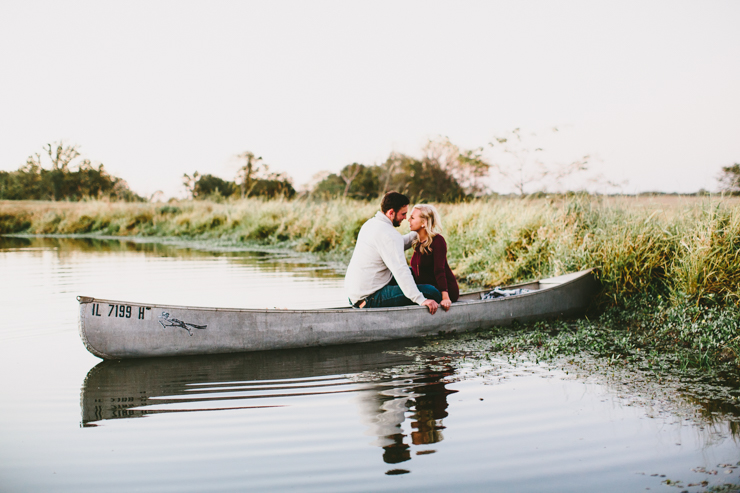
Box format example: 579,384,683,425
3,195,740,366
356,345,740,490
0,235,345,279
708,484,740,493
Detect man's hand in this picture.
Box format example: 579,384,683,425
422,299,438,314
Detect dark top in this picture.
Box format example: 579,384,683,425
410,234,459,302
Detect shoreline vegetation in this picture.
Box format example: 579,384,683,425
2,196,740,371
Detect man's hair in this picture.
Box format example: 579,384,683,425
380,191,410,213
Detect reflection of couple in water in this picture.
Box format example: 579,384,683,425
355,365,458,466
345,191,459,314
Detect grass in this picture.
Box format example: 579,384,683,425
0,198,376,253
483,296,740,373
2,195,740,369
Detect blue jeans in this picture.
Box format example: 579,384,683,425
364,278,442,308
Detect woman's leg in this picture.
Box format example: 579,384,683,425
417,284,442,303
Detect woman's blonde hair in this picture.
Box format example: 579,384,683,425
412,204,443,254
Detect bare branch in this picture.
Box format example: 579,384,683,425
340,163,362,197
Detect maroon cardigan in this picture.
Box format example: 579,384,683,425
410,234,459,302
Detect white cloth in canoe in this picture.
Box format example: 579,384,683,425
344,211,424,306
481,287,533,300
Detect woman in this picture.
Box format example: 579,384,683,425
407,204,459,310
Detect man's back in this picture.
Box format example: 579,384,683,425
344,212,420,305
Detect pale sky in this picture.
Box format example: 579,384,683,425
1,0,738,198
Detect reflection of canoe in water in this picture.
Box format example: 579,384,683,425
80,340,418,426
80,340,458,468
78,268,596,360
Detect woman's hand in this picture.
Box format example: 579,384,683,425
440,292,451,311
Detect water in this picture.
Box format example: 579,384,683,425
1,236,738,492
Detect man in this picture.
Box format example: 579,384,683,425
345,191,442,313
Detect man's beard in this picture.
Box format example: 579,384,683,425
392,214,402,227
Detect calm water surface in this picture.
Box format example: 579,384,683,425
1,237,738,492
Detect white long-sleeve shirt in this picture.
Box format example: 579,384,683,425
344,211,424,305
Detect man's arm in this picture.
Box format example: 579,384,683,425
378,235,426,305
401,231,418,251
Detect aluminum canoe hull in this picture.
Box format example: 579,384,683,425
78,268,596,360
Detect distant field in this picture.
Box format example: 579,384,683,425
598,194,740,208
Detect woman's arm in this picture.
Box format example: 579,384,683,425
432,236,449,293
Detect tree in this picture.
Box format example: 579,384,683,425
43,142,81,171
311,173,345,198
0,141,143,201
193,174,238,199
718,164,740,194
185,159,295,201
379,152,465,202
250,174,296,198
312,147,470,202
488,128,593,196
313,164,379,200
340,163,363,197
182,171,199,199
378,156,400,195
236,151,264,198
423,137,491,196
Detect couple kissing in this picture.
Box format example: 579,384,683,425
345,191,459,314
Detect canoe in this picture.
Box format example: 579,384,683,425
77,268,596,360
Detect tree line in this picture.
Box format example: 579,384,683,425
183,131,611,201
0,137,512,203
0,143,143,201
183,138,488,203
183,151,296,200
4,138,737,202
311,137,490,202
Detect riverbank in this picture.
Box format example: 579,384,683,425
2,196,740,369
